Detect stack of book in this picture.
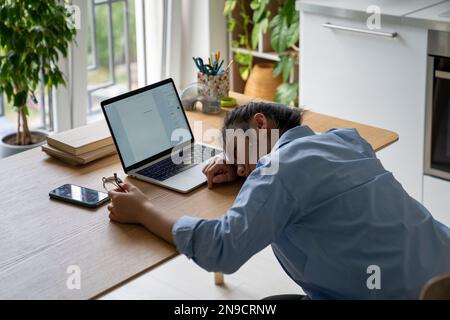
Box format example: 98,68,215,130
42,121,117,166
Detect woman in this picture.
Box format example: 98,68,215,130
108,102,450,299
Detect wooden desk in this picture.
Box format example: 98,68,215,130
0,93,398,299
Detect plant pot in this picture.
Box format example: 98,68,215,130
0,130,48,159
244,62,283,102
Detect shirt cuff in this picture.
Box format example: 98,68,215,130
172,216,203,258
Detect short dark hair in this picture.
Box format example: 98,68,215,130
222,101,303,136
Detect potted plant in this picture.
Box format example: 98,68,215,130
0,1,77,158
224,0,271,81
271,0,299,106
224,0,299,106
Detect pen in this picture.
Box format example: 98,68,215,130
216,60,224,74
225,59,234,72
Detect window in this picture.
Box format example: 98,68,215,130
86,0,139,123
0,0,222,135
81,0,222,126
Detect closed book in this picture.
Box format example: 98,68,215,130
42,145,83,166
42,143,117,166
46,121,113,156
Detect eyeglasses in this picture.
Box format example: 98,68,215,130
102,173,126,192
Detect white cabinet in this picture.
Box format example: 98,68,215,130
424,175,450,227
300,11,428,201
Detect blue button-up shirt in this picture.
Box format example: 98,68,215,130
172,126,450,299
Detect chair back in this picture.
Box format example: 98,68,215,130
420,273,450,300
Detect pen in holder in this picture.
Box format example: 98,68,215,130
192,53,230,113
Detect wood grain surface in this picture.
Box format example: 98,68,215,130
0,92,398,299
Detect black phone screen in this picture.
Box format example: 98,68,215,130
50,184,109,206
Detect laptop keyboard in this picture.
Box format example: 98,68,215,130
137,145,220,182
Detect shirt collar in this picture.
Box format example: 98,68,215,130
273,125,316,151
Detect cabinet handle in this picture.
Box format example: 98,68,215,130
435,70,450,80
322,22,398,38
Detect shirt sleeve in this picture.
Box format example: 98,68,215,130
172,166,297,274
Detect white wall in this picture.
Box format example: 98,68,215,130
178,0,228,90
136,0,228,90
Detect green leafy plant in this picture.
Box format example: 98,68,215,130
224,0,270,81
250,0,270,50
225,0,252,80
0,0,77,145
224,0,299,106
271,0,299,106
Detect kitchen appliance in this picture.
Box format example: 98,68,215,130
425,31,450,180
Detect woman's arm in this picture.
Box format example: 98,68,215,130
108,156,239,243
108,170,295,275
108,184,176,245
139,203,177,245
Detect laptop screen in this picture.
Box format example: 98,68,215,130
103,81,192,169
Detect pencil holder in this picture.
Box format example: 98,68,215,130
180,83,221,114
197,71,230,100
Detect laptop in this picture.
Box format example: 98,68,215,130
101,78,221,193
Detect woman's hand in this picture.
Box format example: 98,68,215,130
202,156,238,189
107,183,152,225
107,183,176,244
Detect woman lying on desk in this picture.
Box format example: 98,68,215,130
107,102,450,300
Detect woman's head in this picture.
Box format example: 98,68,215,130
222,102,303,177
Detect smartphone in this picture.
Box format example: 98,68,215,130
49,184,110,209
